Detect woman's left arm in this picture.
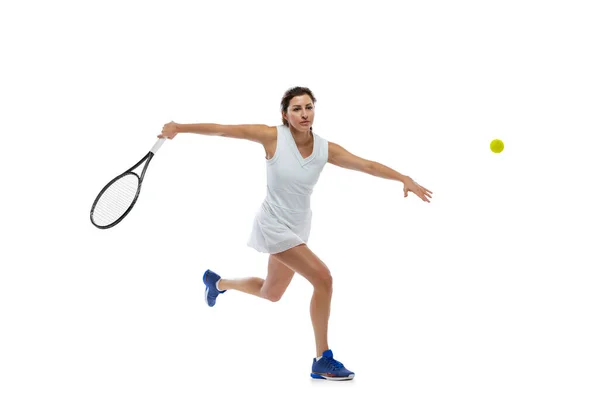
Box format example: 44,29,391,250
328,142,433,203
370,161,433,203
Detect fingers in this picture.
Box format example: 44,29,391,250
414,188,430,202
408,185,432,202
414,182,433,202
420,188,432,202
158,125,176,139
415,181,432,194
404,182,432,202
157,121,176,139
420,187,433,199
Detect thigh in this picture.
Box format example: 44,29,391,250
263,254,295,292
272,244,331,286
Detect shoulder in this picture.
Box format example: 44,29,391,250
259,124,278,140
246,124,278,145
326,141,373,172
219,124,277,145
327,141,341,160
311,130,328,146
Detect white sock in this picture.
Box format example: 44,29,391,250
316,356,323,361
216,279,222,291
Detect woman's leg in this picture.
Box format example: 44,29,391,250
271,244,333,357
217,255,295,301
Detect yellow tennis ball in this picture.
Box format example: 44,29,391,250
490,139,504,153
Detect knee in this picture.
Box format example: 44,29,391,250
313,270,333,293
261,287,284,302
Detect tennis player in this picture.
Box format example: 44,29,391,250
158,86,433,380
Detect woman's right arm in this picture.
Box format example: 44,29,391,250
159,122,275,145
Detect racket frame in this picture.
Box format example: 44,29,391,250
90,138,165,229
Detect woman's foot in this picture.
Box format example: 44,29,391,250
203,269,226,307
311,349,355,380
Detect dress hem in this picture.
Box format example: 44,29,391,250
246,238,307,254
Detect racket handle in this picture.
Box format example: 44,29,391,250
151,138,166,154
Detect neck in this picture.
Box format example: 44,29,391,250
289,125,312,144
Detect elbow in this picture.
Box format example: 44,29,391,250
365,161,377,175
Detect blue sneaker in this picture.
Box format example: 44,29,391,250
311,349,355,380
203,269,226,307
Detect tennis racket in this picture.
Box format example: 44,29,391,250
90,138,166,229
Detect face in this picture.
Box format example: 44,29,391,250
283,94,315,132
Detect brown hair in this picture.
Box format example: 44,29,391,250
280,86,317,128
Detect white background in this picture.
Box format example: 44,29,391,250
1,0,599,399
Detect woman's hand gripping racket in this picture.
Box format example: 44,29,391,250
90,138,166,229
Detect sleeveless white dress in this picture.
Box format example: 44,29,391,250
247,124,328,254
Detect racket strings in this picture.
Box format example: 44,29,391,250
91,174,140,227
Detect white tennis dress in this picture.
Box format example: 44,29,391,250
247,124,328,254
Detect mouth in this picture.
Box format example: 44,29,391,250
300,121,310,124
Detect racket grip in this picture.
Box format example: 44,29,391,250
151,138,166,154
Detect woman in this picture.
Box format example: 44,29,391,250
158,87,433,380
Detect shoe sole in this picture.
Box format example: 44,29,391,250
311,373,355,381
204,286,211,306
203,270,213,307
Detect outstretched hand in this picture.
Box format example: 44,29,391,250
157,121,179,139
403,177,433,203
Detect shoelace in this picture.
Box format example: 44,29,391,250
324,357,344,370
